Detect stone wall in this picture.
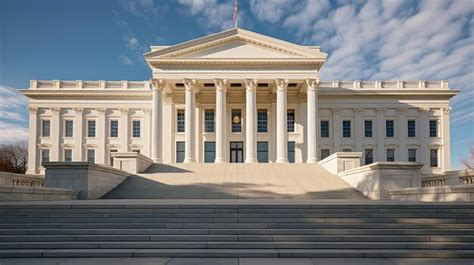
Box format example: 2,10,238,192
112,152,153,174
0,185,78,201
390,185,474,202
319,152,362,175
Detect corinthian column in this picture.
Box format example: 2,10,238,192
183,79,197,163
306,79,319,163
245,79,258,163
151,79,164,162
275,78,289,163
214,79,228,163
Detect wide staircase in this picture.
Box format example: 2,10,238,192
0,200,473,258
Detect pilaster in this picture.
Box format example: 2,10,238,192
441,107,451,171
398,108,408,161
26,107,38,174
74,107,84,161
375,108,385,161
332,108,342,152
120,108,129,153
50,107,61,161
96,108,107,164
353,108,364,153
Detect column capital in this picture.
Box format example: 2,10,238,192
275,78,289,91
28,106,38,114
418,107,430,113
442,107,451,114
73,107,84,114
184,78,199,92
120,108,129,114
96,108,106,114
50,107,60,114
244,79,258,91
214,78,229,92
375,108,385,114
398,108,408,115
151,79,165,91
353,108,364,114
143,108,151,114
306,78,320,91
332,108,341,114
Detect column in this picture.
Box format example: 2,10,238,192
441,107,451,171
354,109,363,153
332,108,341,152
26,107,38,174
151,79,164,162
143,108,151,157
375,108,385,161
398,108,408,161
120,108,129,152
419,107,430,172
245,79,258,163
97,108,106,164
275,78,289,163
183,78,197,163
73,108,84,161
306,78,319,163
214,79,227,163
51,107,61,161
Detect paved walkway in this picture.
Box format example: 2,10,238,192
0,258,473,265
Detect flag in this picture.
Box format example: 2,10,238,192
233,0,238,28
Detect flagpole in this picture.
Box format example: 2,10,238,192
233,0,238,28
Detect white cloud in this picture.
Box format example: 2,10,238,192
177,0,236,31
124,36,139,50
249,0,295,24
0,84,28,144
119,55,134,65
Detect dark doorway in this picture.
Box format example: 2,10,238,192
230,141,244,163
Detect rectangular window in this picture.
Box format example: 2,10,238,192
65,120,73,137
342,120,351,138
87,149,95,164
204,141,216,163
177,109,185,133
430,149,438,167
386,149,395,162
132,120,141,138
408,149,417,162
231,109,242,132
364,120,372,138
257,109,268,133
321,149,330,160
386,120,394,138
42,120,51,137
176,141,185,163
87,120,96,137
429,120,438,137
365,149,373,165
41,149,50,165
257,141,269,163
64,149,72,162
110,149,117,166
287,109,295,132
110,120,119,138
288,141,295,163
204,109,215,133
320,120,329,138
408,120,416,137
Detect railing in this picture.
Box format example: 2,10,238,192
32,80,151,90
318,80,448,89
0,172,44,187
421,169,474,187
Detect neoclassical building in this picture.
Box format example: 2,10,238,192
22,28,457,175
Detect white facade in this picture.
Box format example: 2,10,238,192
21,28,457,175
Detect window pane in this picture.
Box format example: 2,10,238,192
231,109,242,132
364,120,372,137
87,149,95,163
42,120,51,137
320,121,329,138
386,120,394,137
342,120,351,138
287,109,295,132
430,149,438,167
176,141,185,163
365,149,373,165
386,149,395,162
177,110,185,132
321,149,330,160
288,141,295,163
132,120,141,138
65,120,73,137
41,149,50,165
429,120,437,137
204,141,216,163
64,149,72,162
110,120,119,138
87,120,96,137
408,120,416,137
205,109,215,133
257,141,268,163
257,109,268,133
408,149,417,162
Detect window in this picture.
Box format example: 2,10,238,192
87,149,95,163
176,109,185,133
110,149,117,166
65,120,73,137
430,149,438,167
408,149,417,162
204,142,216,163
87,120,96,137
386,149,395,162
343,148,352,152
386,120,394,137
132,120,141,138
321,149,330,160
257,109,268,133
429,120,438,137
64,149,72,162
176,141,185,163
408,120,416,137
204,109,215,133
110,120,119,138
342,120,351,138
231,109,242,132
257,141,269,163
320,121,329,138
287,109,295,132
288,141,295,163
41,149,50,165
364,120,372,138
42,120,51,137
364,149,373,165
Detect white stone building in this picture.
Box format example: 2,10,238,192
21,28,457,175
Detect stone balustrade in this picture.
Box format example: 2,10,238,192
31,80,151,90
0,172,44,187
318,80,448,89
421,169,474,187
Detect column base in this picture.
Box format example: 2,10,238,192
245,158,257,163
306,158,318,164
183,158,195,163
275,158,288,163
214,158,226,163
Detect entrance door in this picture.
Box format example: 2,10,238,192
230,141,244,163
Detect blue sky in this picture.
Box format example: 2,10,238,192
0,0,472,169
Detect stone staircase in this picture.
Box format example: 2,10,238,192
0,200,473,258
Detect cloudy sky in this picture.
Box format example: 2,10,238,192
0,0,472,168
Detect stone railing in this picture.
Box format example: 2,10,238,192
318,80,448,90
112,152,153,174
0,172,44,187
319,152,362,175
421,169,474,187
31,80,151,90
